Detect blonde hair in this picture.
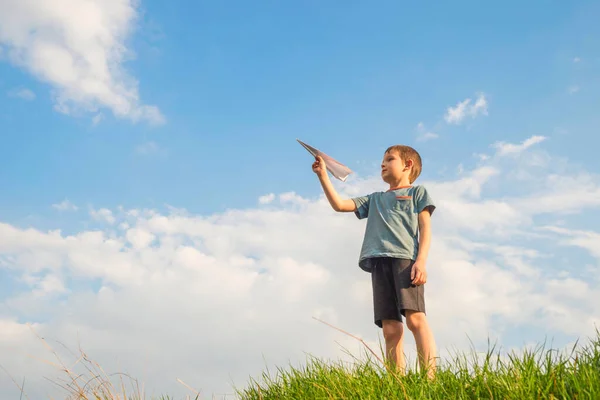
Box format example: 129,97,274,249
385,145,422,183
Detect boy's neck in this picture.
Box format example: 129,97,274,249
387,177,412,191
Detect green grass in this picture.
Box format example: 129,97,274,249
6,325,600,399
234,330,600,400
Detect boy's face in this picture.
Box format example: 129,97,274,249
381,150,411,183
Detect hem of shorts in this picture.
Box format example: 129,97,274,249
374,317,402,328
399,307,426,316
358,253,416,272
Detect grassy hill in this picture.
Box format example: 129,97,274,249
8,329,599,399
234,330,600,400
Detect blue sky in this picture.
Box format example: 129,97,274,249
2,0,598,221
1,1,599,398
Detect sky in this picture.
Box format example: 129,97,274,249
1,0,599,398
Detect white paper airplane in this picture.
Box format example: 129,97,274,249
297,139,353,182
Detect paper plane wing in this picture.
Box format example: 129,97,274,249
297,139,353,182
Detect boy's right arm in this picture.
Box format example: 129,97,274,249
313,156,357,212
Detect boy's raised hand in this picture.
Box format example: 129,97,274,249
312,155,328,179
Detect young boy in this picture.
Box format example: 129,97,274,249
312,144,437,378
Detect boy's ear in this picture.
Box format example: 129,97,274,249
405,159,414,169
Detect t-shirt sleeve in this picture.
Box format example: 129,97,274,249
352,194,371,219
414,186,436,215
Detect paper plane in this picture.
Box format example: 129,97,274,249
297,139,353,182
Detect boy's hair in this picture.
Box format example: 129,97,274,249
385,145,422,183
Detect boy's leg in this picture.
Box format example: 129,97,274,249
381,319,406,374
372,259,407,373
405,310,437,378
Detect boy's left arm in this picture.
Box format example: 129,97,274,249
411,207,433,286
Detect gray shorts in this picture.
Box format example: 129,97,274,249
371,257,426,328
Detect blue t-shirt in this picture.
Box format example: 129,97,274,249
351,185,435,272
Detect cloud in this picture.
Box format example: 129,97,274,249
1,138,599,398
430,165,499,199
568,85,580,94
491,135,547,156
573,57,581,63
7,87,36,101
514,173,600,216
418,132,439,141
541,226,600,260
415,122,439,141
125,227,156,249
90,208,116,224
0,0,164,125
444,93,488,125
135,141,159,155
92,113,104,126
52,199,78,211
279,191,310,204
258,193,276,204
20,273,67,297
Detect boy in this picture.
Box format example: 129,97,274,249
312,145,437,378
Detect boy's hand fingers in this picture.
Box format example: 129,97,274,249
412,268,427,285
313,156,326,174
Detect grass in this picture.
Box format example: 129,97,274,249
3,323,599,399
1,325,204,400
234,323,600,400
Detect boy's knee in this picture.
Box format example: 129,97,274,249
405,311,426,332
382,320,404,342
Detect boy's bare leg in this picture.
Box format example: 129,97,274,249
405,311,437,379
381,319,406,374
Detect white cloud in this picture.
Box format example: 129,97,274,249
92,113,104,125
418,132,439,141
415,122,439,141
279,191,310,204
258,193,276,204
21,273,67,297
125,227,155,249
90,208,116,224
52,199,78,211
568,85,580,94
7,87,36,101
1,140,599,399
444,93,488,124
541,226,600,260
135,141,159,155
514,173,600,215
573,57,581,63
0,0,164,124
491,135,547,156
431,165,499,199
